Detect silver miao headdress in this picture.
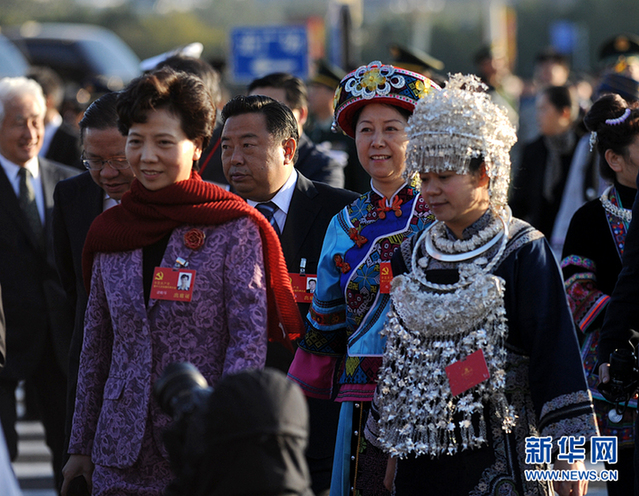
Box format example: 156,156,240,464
405,73,517,209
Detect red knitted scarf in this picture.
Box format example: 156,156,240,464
82,171,303,349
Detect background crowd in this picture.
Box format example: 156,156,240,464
2,21,639,496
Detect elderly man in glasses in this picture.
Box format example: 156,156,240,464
52,91,134,471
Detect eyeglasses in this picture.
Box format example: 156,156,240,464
82,156,130,171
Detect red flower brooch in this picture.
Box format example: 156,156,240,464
184,228,206,250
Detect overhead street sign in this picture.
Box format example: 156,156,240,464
231,26,309,84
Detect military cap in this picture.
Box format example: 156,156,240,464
599,34,639,62
309,59,345,90
389,43,444,74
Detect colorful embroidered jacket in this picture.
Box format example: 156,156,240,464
288,179,434,402
561,181,637,444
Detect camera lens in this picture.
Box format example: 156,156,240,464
153,362,209,418
610,349,635,385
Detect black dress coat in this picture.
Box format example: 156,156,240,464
0,157,77,485
510,133,578,238
278,172,358,496
0,285,5,369
599,173,639,362
280,172,359,322
52,171,104,448
0,158,77,379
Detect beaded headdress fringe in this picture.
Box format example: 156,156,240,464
404,73,517,209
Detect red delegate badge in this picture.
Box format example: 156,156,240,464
379,261,392,294
289,273,317,303
445,349,490,397
150,267,196,302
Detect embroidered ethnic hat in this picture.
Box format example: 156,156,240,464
405,73,517,208
332,60,440,138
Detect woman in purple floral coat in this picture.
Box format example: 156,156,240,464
61,68,302,495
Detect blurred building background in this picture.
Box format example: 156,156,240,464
0,0,636,83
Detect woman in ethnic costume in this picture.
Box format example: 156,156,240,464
366,74,598,496
287,61,439,496
562,93,639,496
61,68,302,495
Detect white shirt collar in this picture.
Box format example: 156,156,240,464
0,153,40,181
247,168,297,214
103,190,120,211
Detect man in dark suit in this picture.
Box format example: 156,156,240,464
248,72,348,189
52,92,134,462
0,76,78,492
0,286,5,370
221,95,358,496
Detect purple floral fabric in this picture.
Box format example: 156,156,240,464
69,217,268,482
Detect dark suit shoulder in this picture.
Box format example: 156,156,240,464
41,157,81,182
45,122,82,169
310,179,359,202
296,172,358,204
54,171,99,200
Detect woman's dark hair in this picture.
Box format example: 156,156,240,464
584,93,639,181
116,67,215,150
155,55,221,109
542,84,580,122
352,103,412,135
468,155,485,174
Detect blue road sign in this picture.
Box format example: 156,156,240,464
231,26,309,84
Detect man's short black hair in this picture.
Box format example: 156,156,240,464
79,91,119,144
247,72,308,110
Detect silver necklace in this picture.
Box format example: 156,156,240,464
431,214,503,254
425,222,505,262
413,213,509,291
600,186,632,223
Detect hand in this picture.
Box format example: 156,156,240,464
552,459,588,496
599,363,610,384
384,456,397,492
61,454,93,496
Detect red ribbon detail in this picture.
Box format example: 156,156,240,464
333,254,351,274
376,197,403,219
348,227,368,248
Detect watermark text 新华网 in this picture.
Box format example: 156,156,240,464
524,435,619,482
